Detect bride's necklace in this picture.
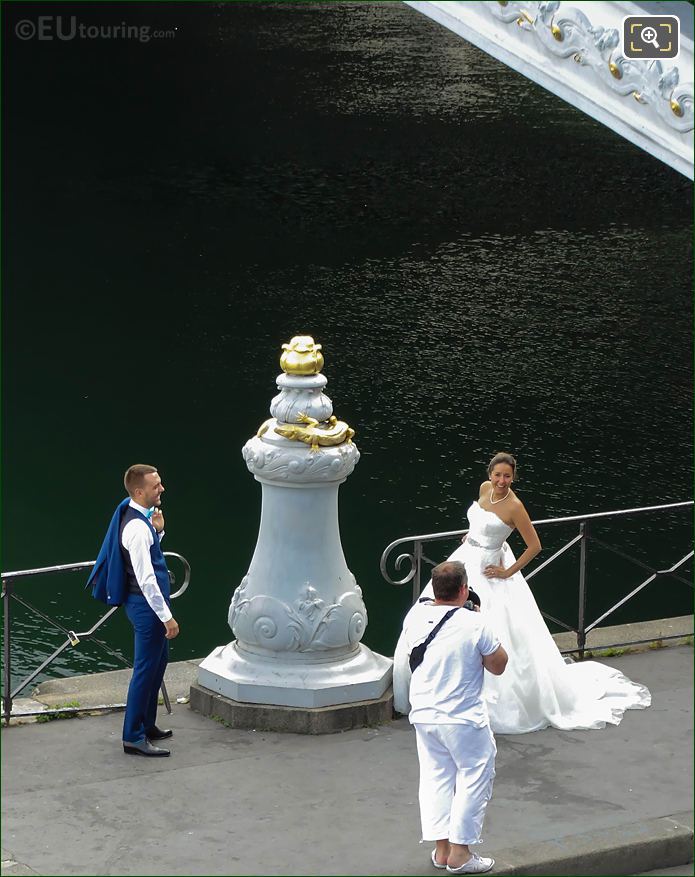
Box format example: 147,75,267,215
490,487,510,505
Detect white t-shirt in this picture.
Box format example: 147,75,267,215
404,602,500,727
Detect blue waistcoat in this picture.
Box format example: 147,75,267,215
120,505,171,601
86,499,170,605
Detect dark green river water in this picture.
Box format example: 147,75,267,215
3,2,692,692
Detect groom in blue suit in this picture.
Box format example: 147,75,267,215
87,464,180,757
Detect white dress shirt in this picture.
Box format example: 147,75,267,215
121,500,172,623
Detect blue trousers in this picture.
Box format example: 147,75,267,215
122,595,169,743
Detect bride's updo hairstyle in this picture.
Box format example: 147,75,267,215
488,452,517,481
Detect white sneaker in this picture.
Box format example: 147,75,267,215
446,854,495,874
431,850,448,869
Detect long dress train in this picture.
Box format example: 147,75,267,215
393,502,651,733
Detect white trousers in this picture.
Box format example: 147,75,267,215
414,722,496,846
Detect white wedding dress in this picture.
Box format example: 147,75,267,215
393,501,651,734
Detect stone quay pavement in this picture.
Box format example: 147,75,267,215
2,643,693,877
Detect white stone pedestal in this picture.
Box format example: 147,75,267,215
197,336,392,711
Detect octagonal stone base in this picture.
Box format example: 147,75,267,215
190,682,394,734
197,641,393,708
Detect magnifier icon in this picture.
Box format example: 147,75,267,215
640,26,660,48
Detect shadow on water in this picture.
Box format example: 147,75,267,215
2,2,692,688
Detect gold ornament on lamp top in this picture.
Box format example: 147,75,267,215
257,413,355,451
256,413,355,451
258,335,356,450
275,413,355,451
280,335,324,375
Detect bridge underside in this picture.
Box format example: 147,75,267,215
406,1,694,179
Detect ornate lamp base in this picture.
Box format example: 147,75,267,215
197,640,392,709
201,336,394,726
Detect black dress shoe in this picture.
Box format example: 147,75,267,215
123,739,170,757
145,725,173,741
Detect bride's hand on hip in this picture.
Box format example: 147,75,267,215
484,565,508,579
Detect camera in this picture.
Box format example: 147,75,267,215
463,588,481,612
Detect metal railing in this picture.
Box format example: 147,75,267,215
1,552,191,725
380,501,693,657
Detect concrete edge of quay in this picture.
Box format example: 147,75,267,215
490,810,694,876
12,615,692,722
552,615,693,657
0,811,692,877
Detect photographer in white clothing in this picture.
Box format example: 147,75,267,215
403,561,508,875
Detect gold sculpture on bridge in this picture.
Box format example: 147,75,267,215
255,336,355,451
274,413,354,451
280,335,324,375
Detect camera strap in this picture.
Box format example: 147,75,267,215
409,606,460,672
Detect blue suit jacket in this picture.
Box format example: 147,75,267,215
85,498,131,605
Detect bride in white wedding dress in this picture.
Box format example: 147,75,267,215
393,453,651,734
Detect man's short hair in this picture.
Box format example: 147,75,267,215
431,561,468,601
124,464,157,496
